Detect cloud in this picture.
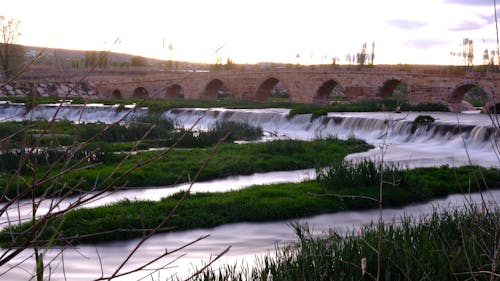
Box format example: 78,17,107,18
444,0,494,6
448,20,488,31
478,12,499,25
386,19,428,30
404,39,450,50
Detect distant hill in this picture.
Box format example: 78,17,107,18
21,45,209,71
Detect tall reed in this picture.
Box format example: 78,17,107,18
186,203,499,280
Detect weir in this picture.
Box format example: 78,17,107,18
0,101,147,123
169,109,498,167
163,108,498,159
1,102,497,166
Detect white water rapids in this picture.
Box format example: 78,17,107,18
164,107,499,168
0,103,498,280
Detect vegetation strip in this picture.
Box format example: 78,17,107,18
192,205,499,280
0,117,262,151
1,138,372,198
1,165,498,245
0,96,449,115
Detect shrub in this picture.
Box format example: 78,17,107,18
317,159,406,190
411,114,435,133
208,120,263,142
409,102,449,112
115,104,126,113
310,109,328,121
288,104,325,118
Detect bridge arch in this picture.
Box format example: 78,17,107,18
313,79,345,105
377,79,408,100
111,89,122,99
448,82,492,104
256,77,281,101
205,79,230,99
132,87,149,99
165,84,184,99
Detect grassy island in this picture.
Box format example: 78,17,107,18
0,138,372,198
2,164,497,246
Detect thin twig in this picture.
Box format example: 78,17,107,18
95,235,211,281
105,133,230,280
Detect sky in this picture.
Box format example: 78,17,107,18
1,0,499,65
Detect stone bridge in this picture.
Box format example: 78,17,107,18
89,66,500,112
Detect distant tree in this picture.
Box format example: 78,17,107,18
224,57,235,70
85,51,108,68
70,58,81,69
467,39,474,66
356,42,368,66
370,41,375,65
131,55,147,67
345,54,352,65
461,38,474,66
0,16,23,80
210,57,235,71
168,43,173,60
111,61,127,67
210,57,222,71
165,43,174,71
482,48,490,65
85,51,97,67
6,44,23,72
97,51,108,68
331,57,339,66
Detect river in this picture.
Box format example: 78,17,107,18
0,103,498,280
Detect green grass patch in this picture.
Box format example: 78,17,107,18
0,118,265,176
0,138,371,198
1,165,497,245
318,160,500,204
1,96,450,114
288,99,449,119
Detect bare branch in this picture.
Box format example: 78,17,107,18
106,133,230,280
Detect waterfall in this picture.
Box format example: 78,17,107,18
163,108,499,167
0,102,27,121
0,104,497,166
0,102,147,123
163,108,498,149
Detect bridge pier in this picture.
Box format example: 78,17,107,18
344,86,378,102
408,86,449,105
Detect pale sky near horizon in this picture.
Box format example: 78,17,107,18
2,0,499,65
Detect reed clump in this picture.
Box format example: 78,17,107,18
183,204,499,281
257,204,499,281
316,159,405,189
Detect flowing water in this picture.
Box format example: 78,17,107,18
2,190,498,281
163,108,499,168
0,103,498,280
